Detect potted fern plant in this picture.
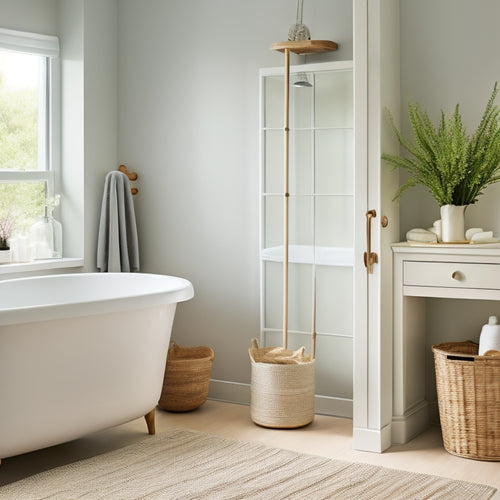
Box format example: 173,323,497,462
382,83,500,242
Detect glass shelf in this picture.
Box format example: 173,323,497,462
261,244,353,267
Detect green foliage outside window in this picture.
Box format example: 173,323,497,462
0,71,38,171
0,68,45,243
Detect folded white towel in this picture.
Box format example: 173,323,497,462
406,228,438,243
470,230,499,244
465,227,483,241
97,171,140,272
471,231,494,242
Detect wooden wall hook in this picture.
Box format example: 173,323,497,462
118,164,138,181
118,164,138,194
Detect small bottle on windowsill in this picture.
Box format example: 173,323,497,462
30,196,62,259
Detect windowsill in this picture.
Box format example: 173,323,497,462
0,257,84,275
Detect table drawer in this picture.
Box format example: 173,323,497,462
404,261,500,290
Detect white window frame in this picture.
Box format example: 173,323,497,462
0,28,81,274
0,27,59,204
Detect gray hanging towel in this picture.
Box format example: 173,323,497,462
97,171,140,272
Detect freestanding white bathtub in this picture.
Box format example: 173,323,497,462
0,272,193,461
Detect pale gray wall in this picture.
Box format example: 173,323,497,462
58,0,85,262
82,0,118,270
117,0,352,385
59,0,119,270
0,0,58,33
400,0,500,403
400,0,500,239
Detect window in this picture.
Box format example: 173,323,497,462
0,28,60,259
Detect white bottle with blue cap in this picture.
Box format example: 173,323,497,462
478,315,500,355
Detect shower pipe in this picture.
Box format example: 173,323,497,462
269,39,337,354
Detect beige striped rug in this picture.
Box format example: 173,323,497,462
0,428,495,499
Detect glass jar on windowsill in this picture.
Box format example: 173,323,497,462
30,212,62,260
29,194,62,260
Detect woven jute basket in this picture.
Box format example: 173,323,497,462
158,343,214,412
432,341,500,461
249,340,315,429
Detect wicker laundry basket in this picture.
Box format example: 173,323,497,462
432,341,500,461
158,343,214,412
249,339,315,429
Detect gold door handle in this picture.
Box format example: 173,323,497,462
364,209,378,274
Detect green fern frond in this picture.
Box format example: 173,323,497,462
382,83,500,207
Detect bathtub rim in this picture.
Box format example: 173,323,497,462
0,272,194,326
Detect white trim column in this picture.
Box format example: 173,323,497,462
352,0,400,453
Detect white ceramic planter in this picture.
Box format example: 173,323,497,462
0,249,10,264
440,204,467,243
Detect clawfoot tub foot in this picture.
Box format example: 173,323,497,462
144,409,156,435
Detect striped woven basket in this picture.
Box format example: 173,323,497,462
432,341,500,461
249,340,315,429
158,343,214,412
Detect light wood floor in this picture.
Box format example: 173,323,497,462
1,400,498,497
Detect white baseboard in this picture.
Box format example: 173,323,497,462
208,379,250,405
391,400,430,444
208,379,353,418
315,394,353,418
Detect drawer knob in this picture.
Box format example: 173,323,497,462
452,271,462,281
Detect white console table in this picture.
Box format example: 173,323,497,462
392,242,500,444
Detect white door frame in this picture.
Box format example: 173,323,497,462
352,0,400,453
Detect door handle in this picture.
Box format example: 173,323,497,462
364,209,378,274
